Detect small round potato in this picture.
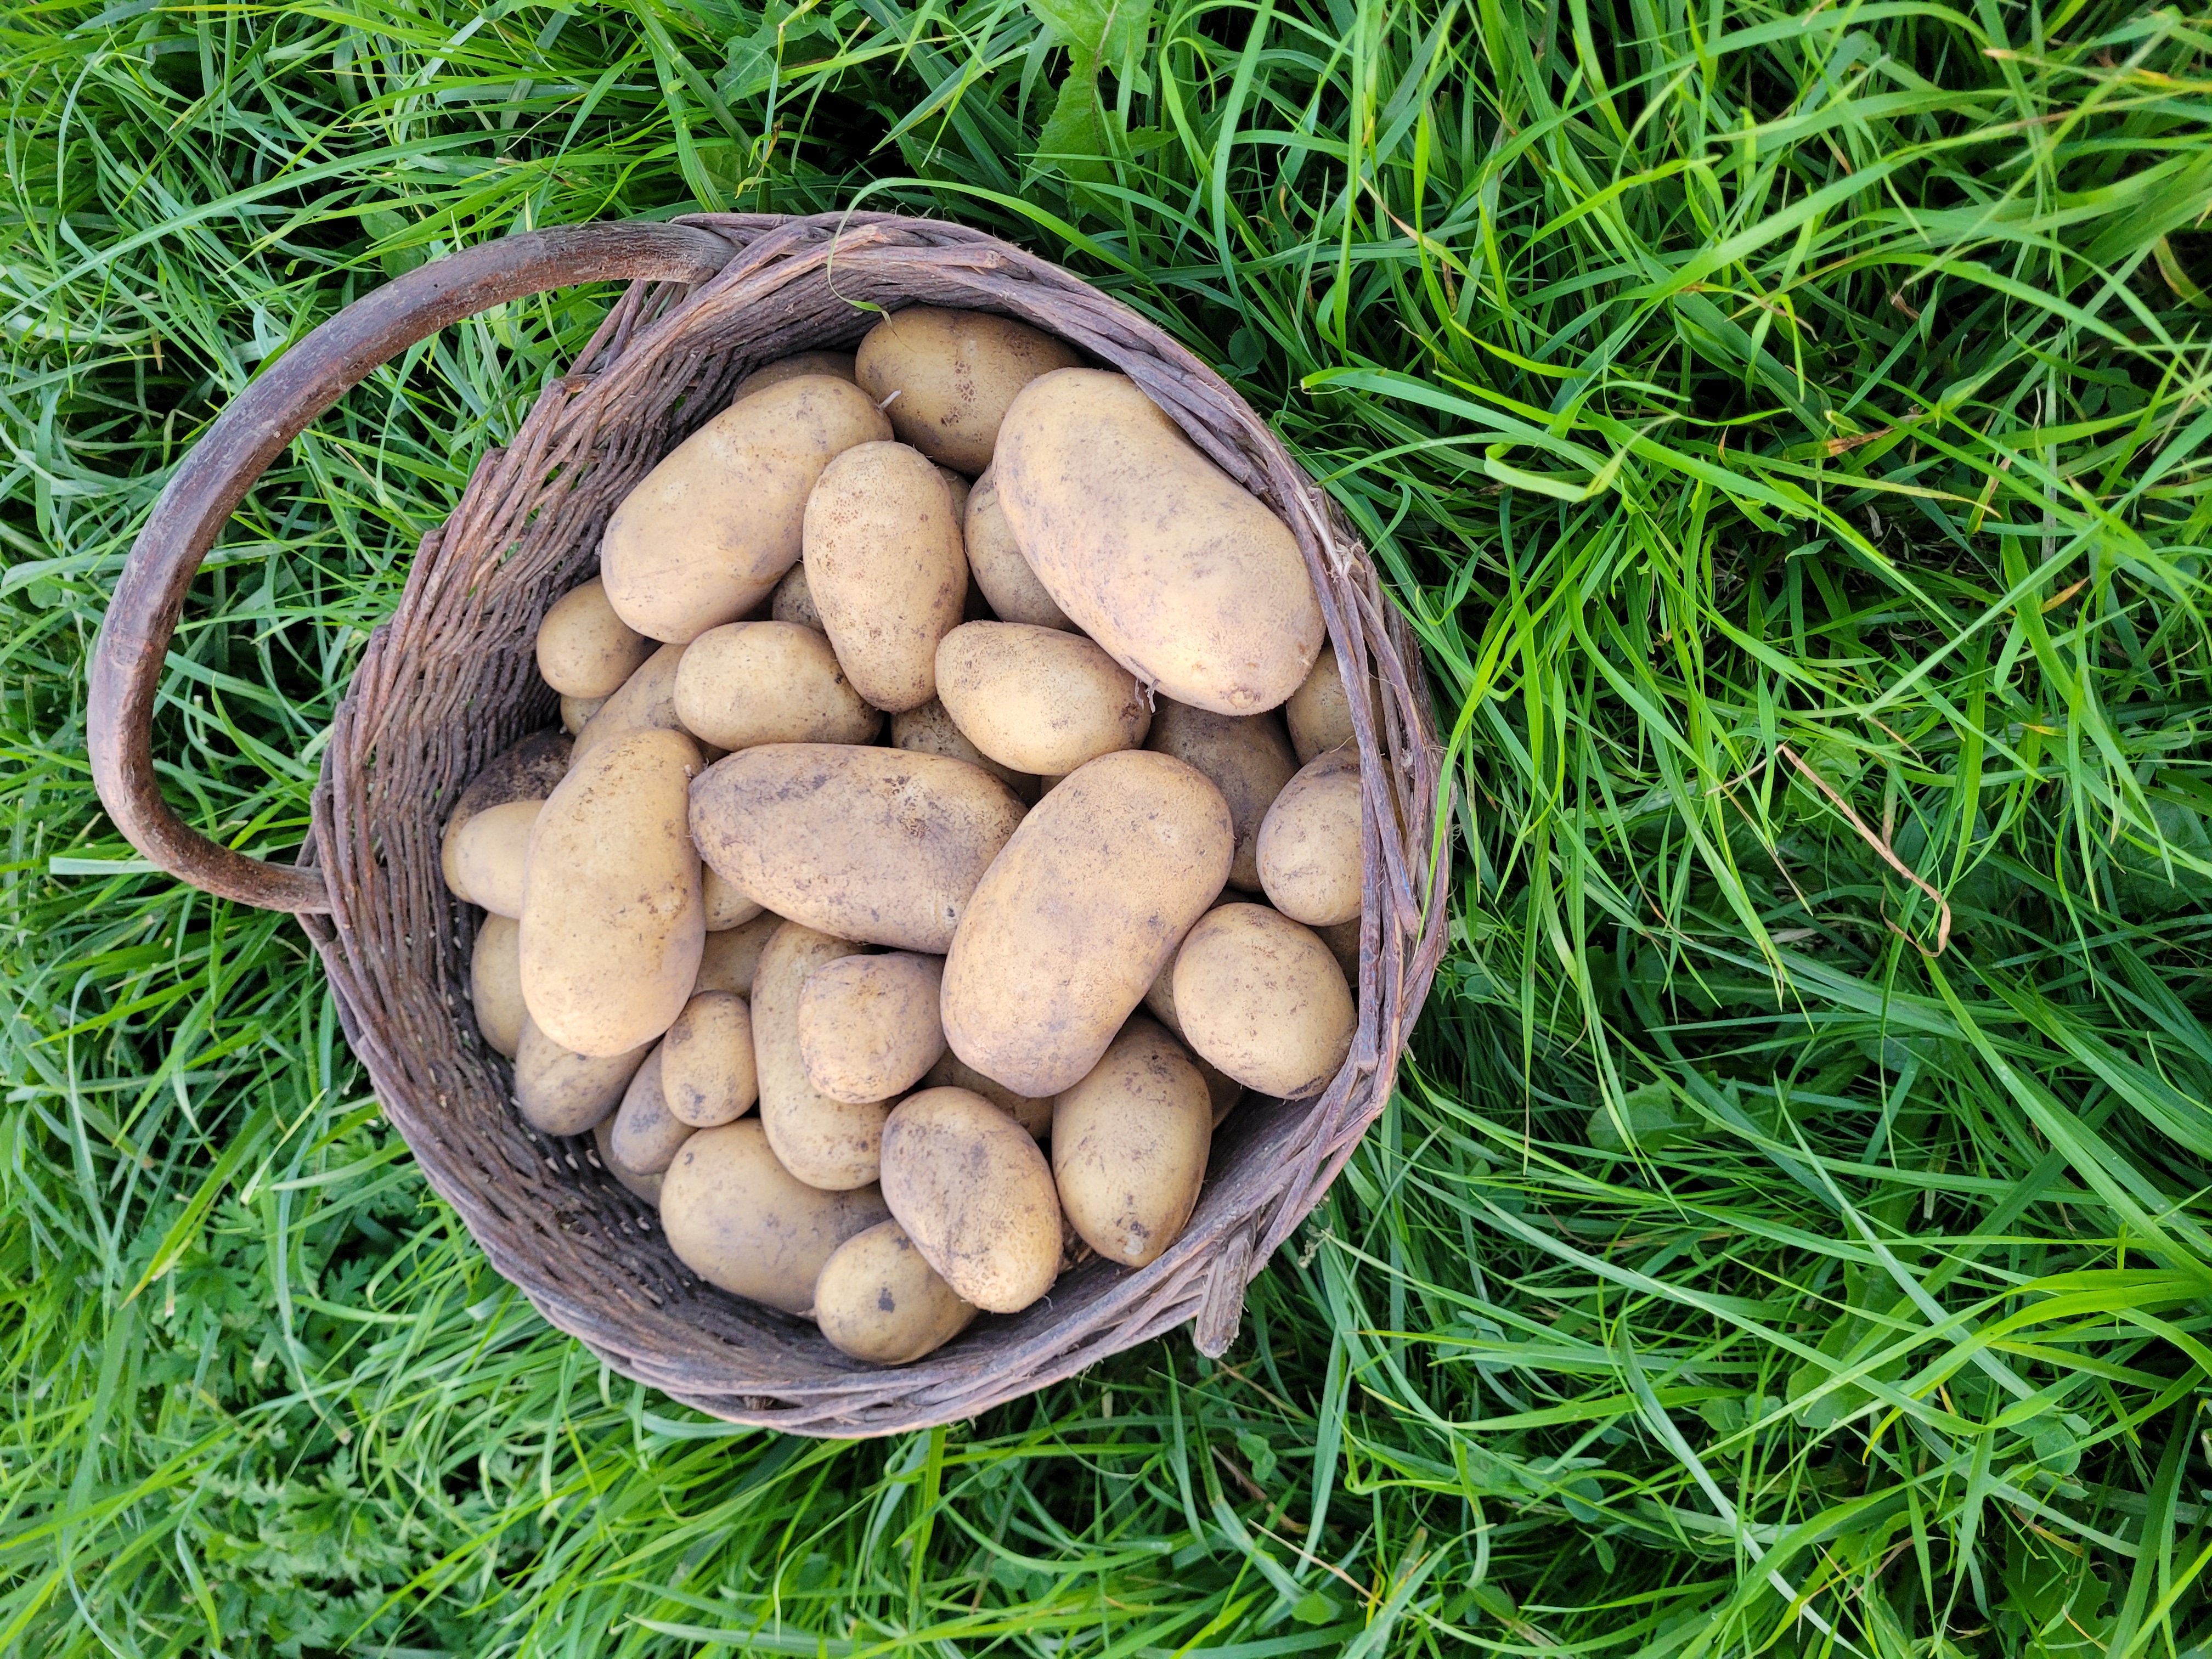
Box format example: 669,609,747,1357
753,921,885,1190
798,953,946,1105
450,798,541,919
735,351,857,400
439,729,571,903
879,1088,1062,1313
963,469,1071,630
659,991,758,1127
572,641,691,761
813,1220,977,1364
695,910,781,997
1053,1017,1210,1268
515,1015,652,1136
610,1047,695,1175
1257,749,1363,926
702,865,765,932
537,577,656,698
594,1116,663,1204
471,914,526,1058
560,693,606,736
922,1052,1052,1139
1146,699,1297,891
892,698,1036,800
1172,904,1355,1098
804,442,968,713
855,307,1084,473
1286,644,1356,762
659,1120,889,1314
934,622,1152,776
771,562,823,631
673,621,883,752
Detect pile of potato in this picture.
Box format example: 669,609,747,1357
442,308,1367,1367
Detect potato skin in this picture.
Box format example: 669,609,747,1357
804,442,968,714
879,1088,1062,1313
1257,749,1364,927
1146,700,1297,891
935,622,1151,776
1052,1016,1210,1267
572,641,690,761
701,864,765,932
537,577,656,698
659,991,758,1127
470,914,527,1058
595,1116,663,1204
799,953,946,1105
813,1220,977,1364
520,728,707,1058
560,693,606,737
610,1047,695,1175
691,745,1025,953
450,798,541,919
964,468,1071,629
601,376,891,643
855,308,1083,473
941,750,1233,1098
515,1016,652,1136
659,1120,889,1314
673,621,882,751
1286,644,1356,761
694,910,780,997
735,351,857,400
440,730,571,903
996,370,1324,714
935,465,972,522
1172,904,1355,1098
771,562,823,631
893,698,1036,800
752,921,885,1190
921,1052,1052,1139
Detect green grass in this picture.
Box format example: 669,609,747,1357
4,0,2212,1651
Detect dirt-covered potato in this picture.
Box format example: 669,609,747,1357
804,442,967,713
1146,699,1297,891
560,693,606,737
607,1047,694,1175
659,1120,889,1313
996,370,1324,715
515,1015,652,1136
798,952,946,1105
572,641,691,761
594,1116,663,1204
439,729,571,904
854,308,1084,473
941,750,1233,1098
1052,1016,1210,1268
1257,749,1363,926
934,622,1152,776
771,562,823,631
659,991,758,1127
1285,644,1358,762
673,620,882,751
694,909,780,996
879,1088,1061,1312
471,914,526,1058
1137,907,1245,1125
691,746,1025,953
702,864,765,932
520,728,706,1057
536,577,656,699
921,1052,1052,1139
753,921,885,1190
891,698,1036,800
601,376,891,643
963,468,1071,630
1172,903,1355,1098
813,1220,976,1364
735,350,857,400
449,798,540,918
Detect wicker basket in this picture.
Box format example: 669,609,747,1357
89,212,1448,1436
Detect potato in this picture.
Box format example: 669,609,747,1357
440,729,571,902
691,745,1025,953
572,641,689,761
450,798,541,919
879,1088,1061,1312
659,1120,889,1314
515,1015,652,1136
595,1116,663,1204
803,442,967,713
1052,1016,1210,1268
673,621,882,751
934,622,1152,776
771,562,823,631
1316,916,1362,983
536,577,656,699
520,728,706,1057
695,909,780,996
1172,904,1355,1098
1136,931,1245,1127
799,953,945,1105
701,864,765,932
1145,700,1296,891
854,308,1083,473
601,376,891,642
659,991,758,1127
1257,749,1363,926
921,1052,1052,1139
470,914,526,1058
996,370,1324,714
1286,644,1356,761
736,350,857,400
814,1220,976,1364
753,921,885,1190
560,693,606,736
935,465,972,522
941,750,1232,1097
892,698,1036,800
963,468,1071,629
605,1046,692,1175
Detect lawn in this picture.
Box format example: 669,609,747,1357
5,0,2212,1652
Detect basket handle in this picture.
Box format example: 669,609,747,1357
88,219,735,915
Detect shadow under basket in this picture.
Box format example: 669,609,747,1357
89,211,1449,1436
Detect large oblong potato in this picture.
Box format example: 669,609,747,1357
735,350,857,401
813,1220,977,1365
471,914,526,1058
798,953,946,1105
855,308,1084,473
536,577,656,698
1146,699,1297,891
1257,749,1364,926
691,746,1025,953
964,469,1071,629
515,1016,652,1136
673,621,882,752
601,376,891,643
659,991,758,1127
1286,644,1356,761
520,728,706,1058
1172,904,1355,1098
659,1120,889,1314
571,641,690,761
941,750,1232,1098
752,921,885,1190
879,1088,1062,1313
996,369,1324,714
440,729,571,903
610,1047,695,1175
804,442,967,713
450,798,541,919
1053,1016,1211,1268
934,622,1152,776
